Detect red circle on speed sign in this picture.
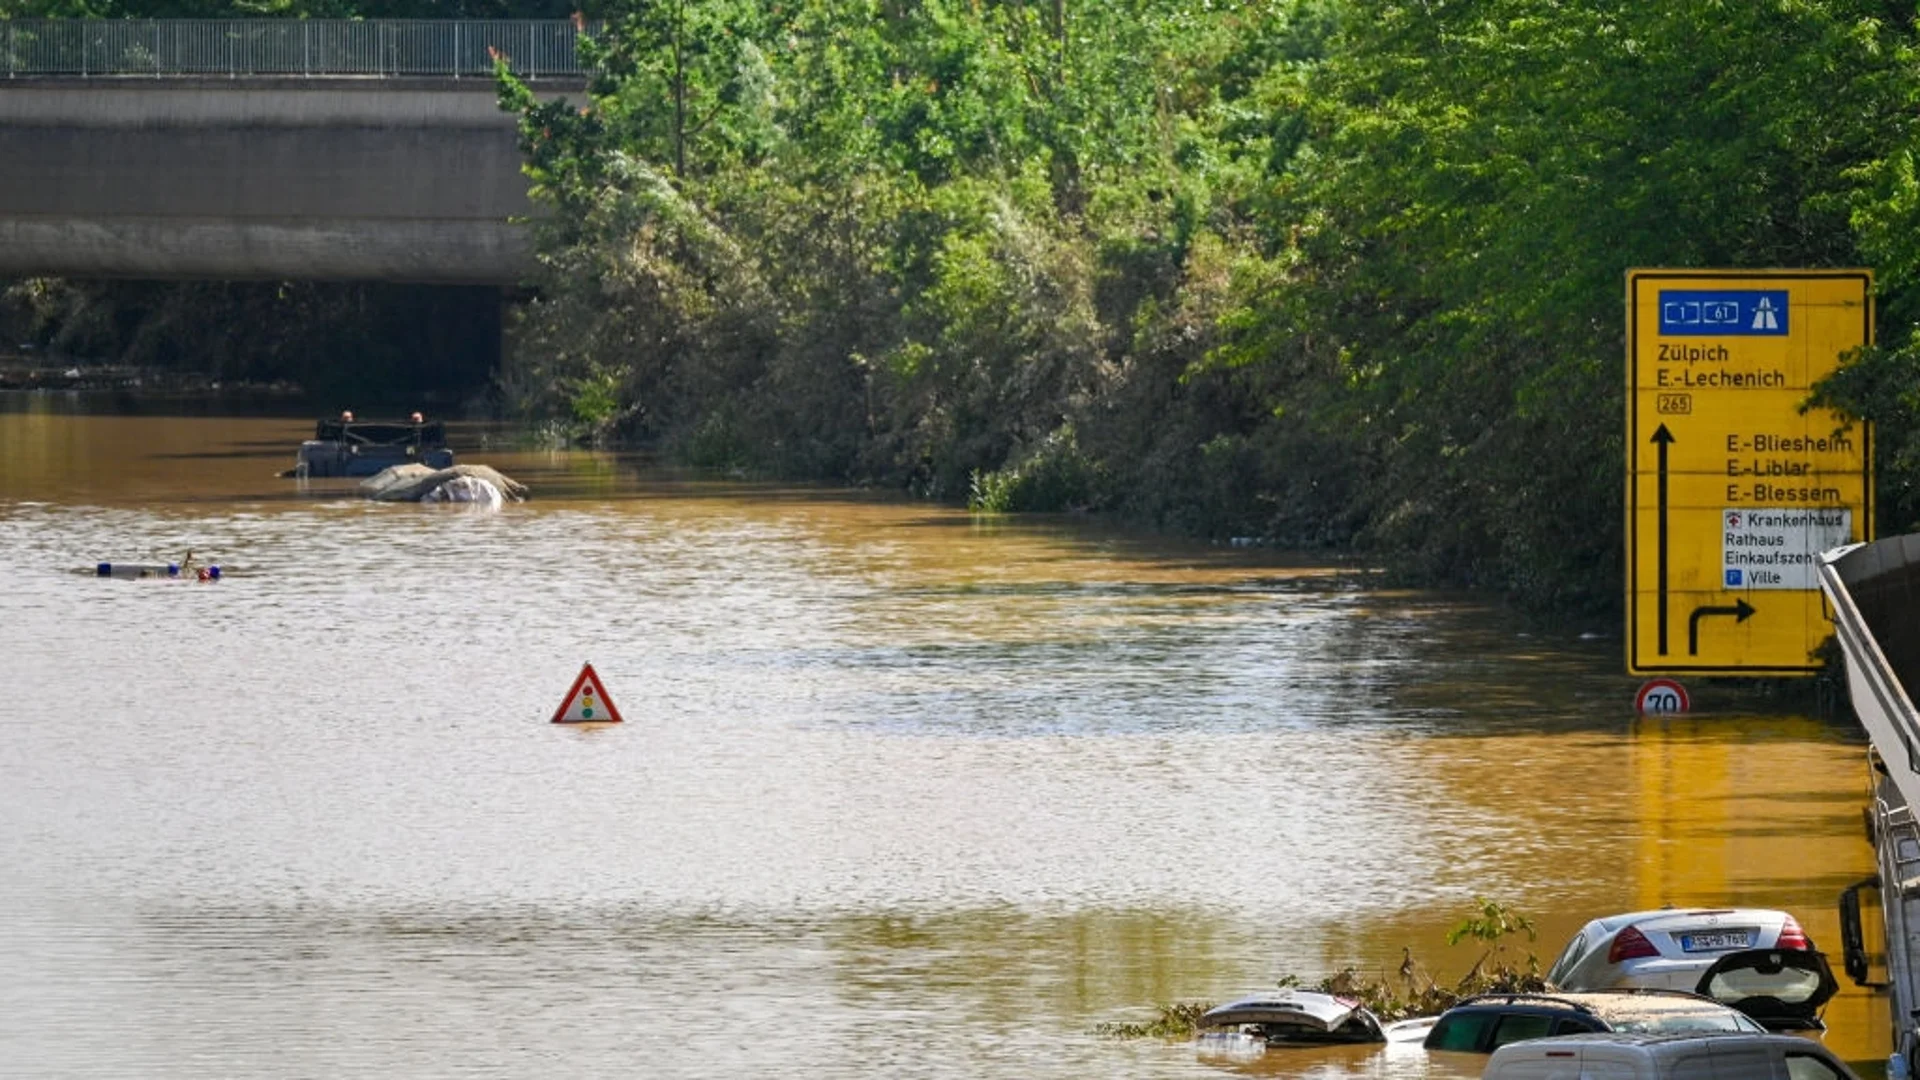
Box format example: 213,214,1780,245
1635,678,1691,716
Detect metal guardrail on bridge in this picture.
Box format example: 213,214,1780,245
0,19,591,79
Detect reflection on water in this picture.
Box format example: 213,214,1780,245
0,409,1885,1078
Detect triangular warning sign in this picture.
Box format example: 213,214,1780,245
550,662,623,724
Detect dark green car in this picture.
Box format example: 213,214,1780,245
1422,989,1768,1055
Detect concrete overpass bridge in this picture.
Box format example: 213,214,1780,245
0,20,586,284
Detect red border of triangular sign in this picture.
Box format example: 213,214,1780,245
551,662,624,724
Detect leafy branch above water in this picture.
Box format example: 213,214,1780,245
1095,899,1545,1039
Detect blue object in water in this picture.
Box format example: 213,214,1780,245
208,566,222,580
94,561,208,580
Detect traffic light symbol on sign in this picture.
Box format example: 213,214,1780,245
551,663,624,724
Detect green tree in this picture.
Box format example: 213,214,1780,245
1222,0,1902,607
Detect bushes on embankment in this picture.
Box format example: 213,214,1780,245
490,0,1920,614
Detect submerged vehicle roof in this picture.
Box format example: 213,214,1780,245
1451,990,1753,1029
1200,989,1387,1044
313,418,446,446
1202,990,1366,1032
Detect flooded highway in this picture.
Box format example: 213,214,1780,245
0,399,1887,1078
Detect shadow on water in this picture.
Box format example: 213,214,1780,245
0,385,321,419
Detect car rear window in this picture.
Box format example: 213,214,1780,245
1488,1014,1554,1048
1425,1012,1497,1052
1785,1050,1851,1080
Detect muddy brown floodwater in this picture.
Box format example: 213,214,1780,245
0,399,1887,1079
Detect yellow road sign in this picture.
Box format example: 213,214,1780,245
1626,269,1873,675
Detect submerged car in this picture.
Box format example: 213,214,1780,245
1548,907,1809,989
1198,990,1387,1046
1483,1031,1861,1080
288,416,454,478
1547,908,1839,1030
1420,990,1765,1054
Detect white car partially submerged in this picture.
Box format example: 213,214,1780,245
1197,989,1387,1046
1547,908,1839,1030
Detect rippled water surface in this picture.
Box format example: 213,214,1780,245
0,403,1888,1078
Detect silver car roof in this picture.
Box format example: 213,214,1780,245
1498,1030,1824,1050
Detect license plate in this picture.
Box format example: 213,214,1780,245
1679,931,1752,952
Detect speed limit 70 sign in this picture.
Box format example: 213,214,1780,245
1635,678,1691,716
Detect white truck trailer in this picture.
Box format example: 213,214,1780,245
1818,535,1920,1076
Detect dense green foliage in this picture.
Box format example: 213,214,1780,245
493,0,1920,611
9,1,1920,612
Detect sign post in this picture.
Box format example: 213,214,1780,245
1626,270,1873,676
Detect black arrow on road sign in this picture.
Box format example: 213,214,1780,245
1652,424,1674,654
1688,598,1756,656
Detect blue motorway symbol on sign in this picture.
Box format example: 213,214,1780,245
1658,289,1789,336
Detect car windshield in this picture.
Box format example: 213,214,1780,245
1611,1012,1765,1035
